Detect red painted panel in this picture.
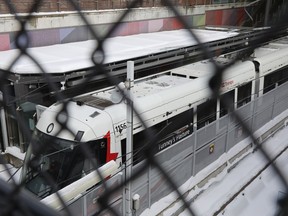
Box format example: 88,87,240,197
206,10,223,26
206,8,248,26
172,17,184,30
205,11,214,26
215,10,223,26
237,8,245,26
222,9,233,26
128,22,140,35
163,18,172,31
0,34,10,51
161,17,183,31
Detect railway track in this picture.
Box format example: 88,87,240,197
213,143,288,216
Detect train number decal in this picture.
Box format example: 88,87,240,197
115,123,127,134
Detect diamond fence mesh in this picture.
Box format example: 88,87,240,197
0,0,288,216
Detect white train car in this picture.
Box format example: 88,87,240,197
254,45,288,96
22,58,255,198
22,38,288,199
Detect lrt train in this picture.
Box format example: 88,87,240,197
21,41,288,199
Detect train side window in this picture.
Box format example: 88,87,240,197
166,109,193,132
197,99,216,129
264,72,278,94
279,69,288,85
220,90,234,117
132,108,193,165
237,82,252,108
121,139,127,164
64,149,85,186
84,139,107,168
264,69,288,94
133,128,152,166
131,121,167,166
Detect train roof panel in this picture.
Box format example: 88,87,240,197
0,29,238,74
170,57,249,79
253,47,279,58
72,95,114,110
253,37,288,58
87,55,255,105
254,46,288,75
93,73,193,102
171,60,215,78
269,36,288,47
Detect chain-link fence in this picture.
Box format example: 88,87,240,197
0,0,288,216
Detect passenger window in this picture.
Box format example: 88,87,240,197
264,73,278,94
237,82,252,108
279,70,288,85
84,139,107,171
197,99,216,129
132,108,193,165
220,90,234,117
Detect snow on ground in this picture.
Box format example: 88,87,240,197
142,110,288,216
181,127,288,216
0,163,21,183
5,146,26,161
0,146,24,183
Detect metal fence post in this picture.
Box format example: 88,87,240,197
125,61,134,216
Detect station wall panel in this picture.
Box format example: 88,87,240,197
0,34,10,51
27,29,61,47
206,8,246,26
60,26,89,44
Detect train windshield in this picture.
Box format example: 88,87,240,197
23,129,107,199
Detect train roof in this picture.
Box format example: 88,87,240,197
0,29,238,74
253,36,288,75
253,36,288,58
37,56,256,139
75,57,255,110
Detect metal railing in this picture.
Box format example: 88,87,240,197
0,0,288,216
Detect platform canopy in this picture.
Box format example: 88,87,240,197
0,29,238,74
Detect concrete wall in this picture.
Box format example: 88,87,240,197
0,3,250,50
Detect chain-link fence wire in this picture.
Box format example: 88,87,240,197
0,0,288,215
